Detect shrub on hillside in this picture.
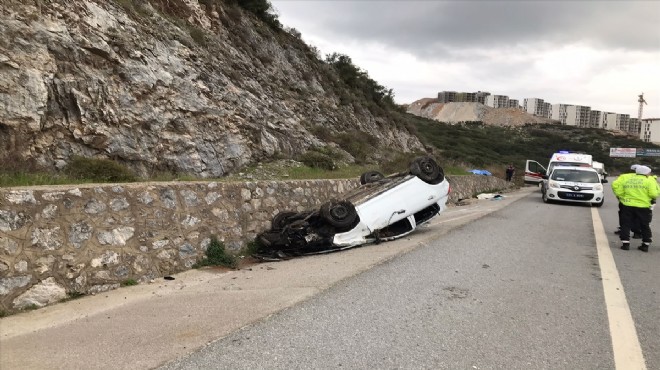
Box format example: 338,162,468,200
64,156,137,183
334,130,379,164
299,149,336,170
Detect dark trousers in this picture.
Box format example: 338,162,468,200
619,204,652,243
618,202,642,234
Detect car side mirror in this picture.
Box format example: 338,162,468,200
601,179,608,184
541,175,548,180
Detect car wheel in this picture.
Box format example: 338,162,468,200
594,199,604,207
542,192,551,203
410,156,444,184
320,200,358,231
272,211,298,229
360,171,385,185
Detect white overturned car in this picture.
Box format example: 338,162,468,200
542,165,606,207
256,156,451,259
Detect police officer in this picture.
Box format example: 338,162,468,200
615,164,640,236
612,165,659,252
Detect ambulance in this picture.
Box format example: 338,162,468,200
525,151,593,185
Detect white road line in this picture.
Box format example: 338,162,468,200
591,208,647,370
436,212,482,224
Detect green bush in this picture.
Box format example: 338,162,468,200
334,130,378,164
299,149,336,170
407,114,660,174
64,156,137,183
308,125,334,142
195,237,238,268
218,0,281,29
242,240,265,256
120,279,138,287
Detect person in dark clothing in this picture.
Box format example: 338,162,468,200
505,164,515,182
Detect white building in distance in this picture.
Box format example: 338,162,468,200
552,104,569,124
485,95,509,108
641,118,660,143
566,105,591,127
523,98,549,117
589,110,602,128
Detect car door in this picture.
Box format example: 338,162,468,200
525,160,546,185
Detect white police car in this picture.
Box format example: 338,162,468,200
542,165,606,207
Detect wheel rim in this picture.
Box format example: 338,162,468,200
420,159,435,175
330,206,349,220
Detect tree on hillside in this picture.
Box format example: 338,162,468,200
325,53,396,108
222,0,281,28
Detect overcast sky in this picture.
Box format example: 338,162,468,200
270,0,660,118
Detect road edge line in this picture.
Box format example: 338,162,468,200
591,207,647,370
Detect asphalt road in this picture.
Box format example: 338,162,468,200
3,184,658,370
161,182,659,370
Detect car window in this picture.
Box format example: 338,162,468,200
548,162,589,174
551,169,600,183
529,162,543,173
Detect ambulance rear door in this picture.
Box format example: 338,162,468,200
525,160,546,185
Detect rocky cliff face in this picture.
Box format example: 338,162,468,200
0,0,423,177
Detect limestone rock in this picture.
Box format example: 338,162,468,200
0,0,423,178
12,277,66,309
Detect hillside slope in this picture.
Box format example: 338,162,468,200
0,0,422,177
407,99,556,126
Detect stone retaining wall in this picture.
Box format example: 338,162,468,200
0,175,512,314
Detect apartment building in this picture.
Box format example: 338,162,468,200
628,118,641,134
543,102,552,119
617,114,630,131
566,105,591,127
437,89,635,130
437,91,490,104
437,91,457,103
475,91,491,104
523,98,548,117
641,118,660,143
455,92,477,102
604,112,618,130
604,113,630,131
552,104,569,124
589,110,602,128
485,95,510,108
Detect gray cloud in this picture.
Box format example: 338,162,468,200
273,1,660,55
272,0,660,116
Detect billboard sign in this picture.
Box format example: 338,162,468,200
636,148,660,157
609,148,637,158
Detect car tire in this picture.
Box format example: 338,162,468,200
360,171,385,185
320,200,358,231
272,211,298,229
594,199,604,207
542,192,551,203
410,156,444,184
